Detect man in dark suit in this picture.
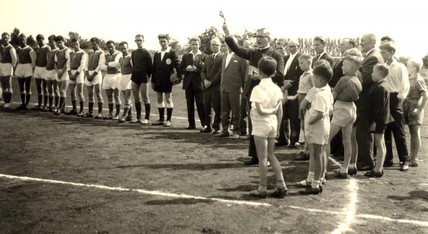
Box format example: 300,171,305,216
277,39,303,148
329,38,356,157
178,37,207,130
222,23,284,165
312,36,335,68
200,37,223,134
356,34,384,170
218,43,248,137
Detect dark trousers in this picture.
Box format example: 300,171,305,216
203,86,221,130
385,93,408,163
239,95,247,135
221,91,241,134
356,113,374,167
185,86,205,128
277,105,290,145
285,98,301,144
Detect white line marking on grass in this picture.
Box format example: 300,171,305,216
1,173,428,227
329,157,358,234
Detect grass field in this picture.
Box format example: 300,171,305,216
0,79,427,233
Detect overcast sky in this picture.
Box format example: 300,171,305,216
1,0,427,58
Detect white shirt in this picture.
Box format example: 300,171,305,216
284,52,297,75
384,59,410,99
225,52,234,68
159,47,171,61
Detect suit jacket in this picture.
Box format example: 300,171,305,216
179,52,207,91
312,52,335,68
221,53,248,94
201,53,224,89
330,58,344,87
152,49,179,86
284,51,303,95
360,49,384,90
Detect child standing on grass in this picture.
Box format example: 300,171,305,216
249,56,287,198
326,49,362,179
299,62,333,195
364,64,390,177
403,58,428,167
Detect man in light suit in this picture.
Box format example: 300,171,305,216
179,37,207,130
218,42,248,137
356,34,384,170
277,39,303,148
201,37,224,134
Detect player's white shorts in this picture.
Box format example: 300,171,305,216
118,74,132,91
69,70,84,84
15,63,33,78
0,63,13,77
56,69,69,82
33,66,48,79
45,69,58,81
102,73,120,90
85,70,103,87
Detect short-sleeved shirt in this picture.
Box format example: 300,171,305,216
250,78,283,122
334,75,362,102
297,70,314,94
407,75,427,99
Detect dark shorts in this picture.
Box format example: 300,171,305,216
131,71,149,85
370,122,386,134
153,84,172,93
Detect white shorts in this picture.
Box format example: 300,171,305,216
85,70,102,86
69,70,84,84
15,63,33,78
0,63,13,76
45,69,58,81
102,73,120,90
33,66,48,79
56,69,69,82
118,74,132,91
250,110,278,138
331,101,356,127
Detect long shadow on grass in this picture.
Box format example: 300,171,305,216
387,190,428,201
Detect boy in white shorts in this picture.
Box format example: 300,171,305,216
0,32,17,109
54,35,71,115
102,40,122,120
15,33,36,110
33,34,50,110
118,41,134,123
67,38,86,116
45,35,59,112
84,37,105,118
249,56,287,199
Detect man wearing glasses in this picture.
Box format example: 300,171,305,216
222,23,285,165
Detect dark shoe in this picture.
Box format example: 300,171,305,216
85,112,94,118
364,170,384,178
186,125,196,130
383,160,394,167
200,127,212,133
16,104,27,111
94,113,103,119
212,129,220,135
249,190,267,198
357,164,374,171
299,186,323,195
336,171,348,179
244,159,259,165
275,141,289,147
348,167,358,176
125,115,133,122
118,116,126,123
152,120,165,126
269,187,287,198
288,142,300,148
130,118,141,123
294,152,310,161
104,114,113,120
216,132,230,137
